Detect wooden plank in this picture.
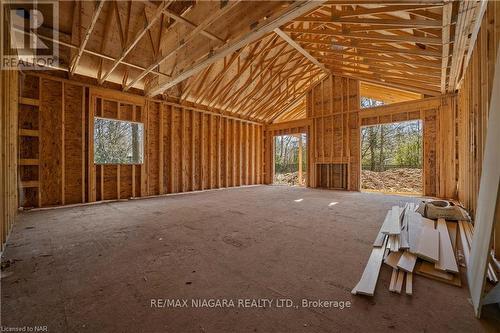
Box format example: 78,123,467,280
81,87,86,203
458,220,471,267
394,270,405,294
159,104,164,194
20,181,39,188
351,236,388,296
70,0,106,74
191,110,196,191
19,159,39,165
19,129,39,137
389,234,400,252
400,210,410,249
170,107,175,193
61,82,65,205
388,268,398,292
384,251,402,269
397,251,417,272
19,97,39,106
435,218,459,273
274,28,329,73
468,48,500,317
415,218,439,263
408,211,424,253
416,262,461,287
373,229,386,247
447,221,458,251
380,206,401,235
405,272,413,296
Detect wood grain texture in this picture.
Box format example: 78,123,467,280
435,218,459,273
40,79,63,206
351,236,388,296
415,218,439,263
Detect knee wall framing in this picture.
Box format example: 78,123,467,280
17,73,264,209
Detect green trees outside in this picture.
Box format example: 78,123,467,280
94,118,144,164
360,97,422,171
274,134,307,174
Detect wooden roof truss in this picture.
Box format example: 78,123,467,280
31,0,488,123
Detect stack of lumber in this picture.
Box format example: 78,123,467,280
352,202,498,296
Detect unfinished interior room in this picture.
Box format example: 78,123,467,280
1,0,500,331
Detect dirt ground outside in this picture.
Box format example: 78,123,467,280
361,168,422,194
273,171,306,186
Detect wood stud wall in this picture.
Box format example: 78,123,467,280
457,2,500,216
17,73,264,209
1,69,18,252
359,95,456,198
456,2,500,256
307,74,360,191
263,74,359,190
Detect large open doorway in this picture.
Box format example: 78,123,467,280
273,134,307,186
360,120,423,195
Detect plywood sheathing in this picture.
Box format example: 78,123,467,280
17,73,264,209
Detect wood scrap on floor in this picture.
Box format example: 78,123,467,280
351,236,388,296
435,218,459,273
414,218,439,263
406,272,413,295
352,199,499,298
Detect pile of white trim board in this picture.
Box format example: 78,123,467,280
352,202,499,296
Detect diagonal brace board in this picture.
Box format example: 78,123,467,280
146,0,327,97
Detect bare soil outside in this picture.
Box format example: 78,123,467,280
362,168,422,194
274,172,306,186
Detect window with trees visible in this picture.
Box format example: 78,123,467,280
94,117,144,164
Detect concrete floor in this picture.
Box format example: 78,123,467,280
1,185,499,332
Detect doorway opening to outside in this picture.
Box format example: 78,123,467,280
360,120,423,195
273,134,307,186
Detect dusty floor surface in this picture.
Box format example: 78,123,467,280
1,186,499,332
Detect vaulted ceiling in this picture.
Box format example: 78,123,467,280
24,0,487,123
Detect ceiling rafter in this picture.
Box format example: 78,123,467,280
98,1,172,85
146,0,328,97
70,0,106,75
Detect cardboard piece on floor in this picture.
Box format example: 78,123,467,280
435,218,459,273
351,237,388,296
397,251,417,272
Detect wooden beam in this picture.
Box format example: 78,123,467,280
457,0,488,89
146,0,327,97
295,17,442,28
468,50,500,318
70,0,106,75
126,1,240,92
283,27,442,45
99,1,171,84
440,1,452,92
162,8,224,42
274,28,329,73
